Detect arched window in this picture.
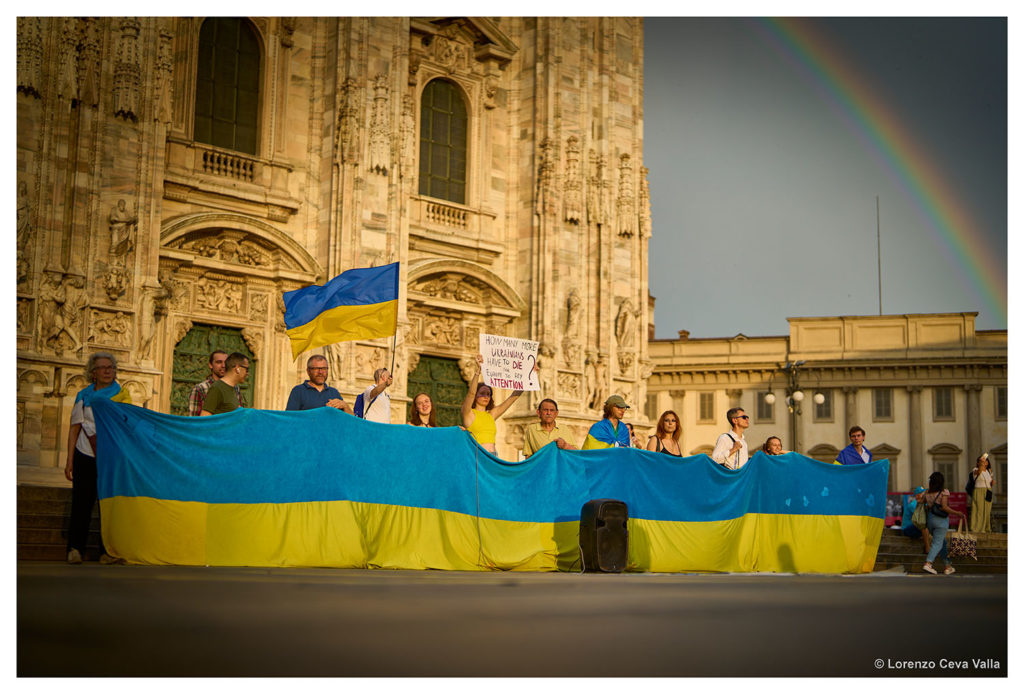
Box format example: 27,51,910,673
419,79,467,204
195,18,260,155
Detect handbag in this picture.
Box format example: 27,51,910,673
965,473,976,496
986,489,993,502
911,498,927,530
947,518,978,561
929,492,949,518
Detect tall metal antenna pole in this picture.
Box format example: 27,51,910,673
876,196,883,315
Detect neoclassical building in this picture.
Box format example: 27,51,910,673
16,17,653,480
646,313,1007,500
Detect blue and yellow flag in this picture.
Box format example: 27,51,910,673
283,263,399,358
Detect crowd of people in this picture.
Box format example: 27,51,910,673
64,348,999,569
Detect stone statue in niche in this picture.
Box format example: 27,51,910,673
565,289,582,337
615,298,639,350
537,345,556,398
17,180,33,284
108,198,137,262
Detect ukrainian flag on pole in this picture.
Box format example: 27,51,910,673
283,262,399,359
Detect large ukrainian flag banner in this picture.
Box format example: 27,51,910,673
283,262,399,359
92,399,888,573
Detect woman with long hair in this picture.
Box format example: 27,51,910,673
646,410,682,456
969,453,995,532
461,354,523,453
408,392,437,427
761,436,784,455
65,352,132,564
922,470,968,575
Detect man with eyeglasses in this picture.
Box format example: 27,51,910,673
200,352,249,415
286,354,354,413
711,407,750,469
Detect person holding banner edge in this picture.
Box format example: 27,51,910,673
462,354,524,453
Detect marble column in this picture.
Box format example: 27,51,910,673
907,386,923,486
965,384,982,461
842,386,858,434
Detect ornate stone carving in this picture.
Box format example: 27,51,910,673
411,273,507,307
112,18,141,121
562,341,582,369
241,327,263,357
423,316,461,347
406,351,421,374
280,17,297,47
89,310,131,347
158,270,189,313
172,318,193,346
249,293,269,322
195,278,243,314
138,283,169,360
338,77,362,163
483,74,498,109
38,272,89,356
616,153,636,238
108,198,138,262
56,18,79,102
537,138,558,216
17,180,33,285
177,234,273,267
103,267,129,302
638,359,653,406
77,18,101,108
154,25,175,124
275,294,287,333
16,17,43,97
505,423,525,446
464,325,480,350
639,166,652,239
618,352,635,376
615,298,639,350
557,371,582,400
368,73,391,175
17,299,32,334
355,345,387,377
587,150,609,225
458,357,476,384
400,94,416,176
434,35,461,72
563,136,583,224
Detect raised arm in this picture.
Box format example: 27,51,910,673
490,390,524,420
461,355,483,424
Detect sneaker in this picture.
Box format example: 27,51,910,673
67,549,82,564
944,566,956,575
99,553,124,565
922,563,937,574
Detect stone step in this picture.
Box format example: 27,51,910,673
18,484,73,501
18,526,102,545
874,560,1006,575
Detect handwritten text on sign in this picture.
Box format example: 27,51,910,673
479,333,540,391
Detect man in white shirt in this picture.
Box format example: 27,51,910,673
361,367,393,423
711,407,750,469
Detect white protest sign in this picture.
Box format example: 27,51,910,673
478,333,540,391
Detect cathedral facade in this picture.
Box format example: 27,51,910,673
16,17,652,476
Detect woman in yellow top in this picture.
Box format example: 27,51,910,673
461,354,523,453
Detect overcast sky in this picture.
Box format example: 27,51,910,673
643,16,1008,339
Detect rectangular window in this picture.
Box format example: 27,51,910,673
645,393,659,422
935,459,957,490
995,386,1007,420
933,387,955,421
698,393,714,423
873,388,893,421
813,389,833,422
756,392,774,422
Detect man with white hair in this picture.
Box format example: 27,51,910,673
361,367,393,423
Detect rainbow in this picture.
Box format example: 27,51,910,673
753,18,1006,326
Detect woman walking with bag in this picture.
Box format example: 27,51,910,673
968,453,995,533
922,471,968,575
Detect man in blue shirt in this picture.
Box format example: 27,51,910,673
835,426,871,465
285,355,354,413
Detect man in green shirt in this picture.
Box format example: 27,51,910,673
522,398,578,457
200,352,249,415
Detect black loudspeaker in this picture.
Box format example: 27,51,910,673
579,498,628,572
